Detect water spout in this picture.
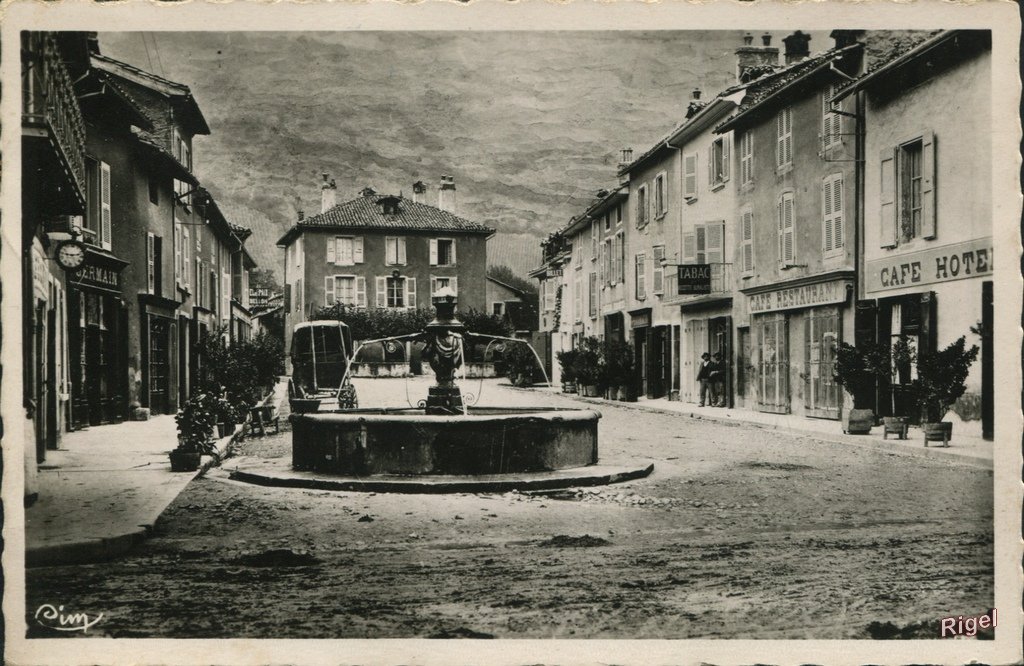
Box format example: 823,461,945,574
466,332,552,389
339,332,422,400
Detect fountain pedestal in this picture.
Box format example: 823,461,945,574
422,287,467,415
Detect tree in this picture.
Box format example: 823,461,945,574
249,267,282,293
487,264,538,295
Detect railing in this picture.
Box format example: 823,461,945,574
665,262,733,302
707,262,732,294
22,33,87,196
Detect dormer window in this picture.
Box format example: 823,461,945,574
377,195,402,215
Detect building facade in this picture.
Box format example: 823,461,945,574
838,30,993,439
278,178,494,354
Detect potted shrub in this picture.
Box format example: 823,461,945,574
912,336,979,447
504,341,538,388
603,339,636,402
556,349,578,393
172,393,218,472
874,337,917,437
573,336,602,397
832,342,876,435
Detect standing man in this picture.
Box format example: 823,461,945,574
711,352,726,407
696,352,716,407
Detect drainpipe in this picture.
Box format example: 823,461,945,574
664,139,682,398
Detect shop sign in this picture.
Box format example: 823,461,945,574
75,263,121,294
677,264,712,295
630,310,651,329
748,279,849,314
865,237,993,293
549,268,563,277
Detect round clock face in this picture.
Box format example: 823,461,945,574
56,241,86,271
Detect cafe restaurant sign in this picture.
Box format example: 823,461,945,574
748,279,849,314
866,237,993,293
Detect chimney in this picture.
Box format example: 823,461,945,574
438,175,456,212
320,173,337,213
298,210,305,221
783,30,812,65
360,186,377,198
736,32,779,83
831,29,864,50
412,180,427,204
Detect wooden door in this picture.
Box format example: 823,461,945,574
757,314,790,413
149,318,170,414
805,308,841,419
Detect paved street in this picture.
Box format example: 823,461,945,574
26,378,993,639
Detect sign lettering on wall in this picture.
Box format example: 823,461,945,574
76,264,121,293
677,264,712,295
748,279,850,314
865,237,993,293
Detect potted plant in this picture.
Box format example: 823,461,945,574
603,339,636,402
573,336,603,397
504,341,538,388
871,337,916,438
213,392,238,438
912,336,979,447
556,349,578,393
832,342,877,435
172,393,218,472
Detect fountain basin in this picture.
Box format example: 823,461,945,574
291,407,600,476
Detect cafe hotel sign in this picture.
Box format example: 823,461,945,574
866,237,993,293
748,279,850,314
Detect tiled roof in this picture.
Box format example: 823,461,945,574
92,53,190,95
230,223,253,241
130,127,198,185
281,194,494,244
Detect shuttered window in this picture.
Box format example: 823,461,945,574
182,227,190,288
740,131,753,185
146,233,156,294
431,276,458,296
822,83,842,150
740,209,754,275
822,173,844,254
385,237,407,266
574,275,582,323
683,152,698,199
709,136,730,186
654,173,666,216
652,246,665,294
880,131,936,247
591,220,598,258
776,107,793,169
588,272,597,317
777,191,795,265
636,185,648,228
99,161,112,250
635,253,646,300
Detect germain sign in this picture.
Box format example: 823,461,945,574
865,237,993,293
677,264,712,295
748,279,850,314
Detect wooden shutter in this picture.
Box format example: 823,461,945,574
449,277,458,295
682,231,697,263
652,246,664,294
429,239,438,265
353,237,364,264
376,276,386,308
449,239,456,265
741,211,754,273
356,277,367,307
324,276,336,305
398,237,407,265
879,148,897,247
823,176,834,252
147,233,155,294
591,221,598,257
327,237,336,264
721,135,730,182
921,132,936,239
783,194,795,264
833,175,844,250
684,153,697,199
182,227,190,287
100,161,112,250
776,112,785,168
405,277,417,309
430,276,437,297
635,253,645,300
784,108,793,165
695,225,707,264
589,272,597,316
705,221,724,264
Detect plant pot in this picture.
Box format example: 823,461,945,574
290,398,321,414
622,385,638,402
168,449,201,473
216,422,231,438
882,415,911,440
562,382,577,394
604,387,615,400
842,408,874,435
922,421,953,447
615,386,627,401
582,384,599,398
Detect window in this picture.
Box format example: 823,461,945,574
822,83,843,150
173,131,192,207
636,185,648,228
602,239,611,284
377,276,415,309
822,173,845,254
740,131,753,185
709,136,730,187
294,278,303,313
98,161,112,250
196,257,204,307
330,236,363,266
493,302,505,316
683,221,725,268
588,272,597,317
182,226,191,288
430,238,456,266
684,152,698,200
148,174,160,205
616,204,623,226
610,235,621,284
574,275,582,323
604,211,611,231
574,233,582,266
635,253,646,300
654,173,666,217
431,276,458,295
776,106,793,169
740,208,754,275
591,220,598,258
325,275,366,307
900,140,923,241
544,280,555,311
616,231,626,283
879,134,936,248
146,233,156,294
777,191,795,265
385,237,407,265
652,245,665,294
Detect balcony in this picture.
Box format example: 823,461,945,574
22,33,87,206
664,262,734,307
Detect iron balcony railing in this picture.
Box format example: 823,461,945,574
22,32,87,198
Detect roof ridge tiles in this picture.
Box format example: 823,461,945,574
91,52,191,94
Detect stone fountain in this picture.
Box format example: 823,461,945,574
232,289,653,492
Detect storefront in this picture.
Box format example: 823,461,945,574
743,275,853,418
680,307,733,407
67,248,129,428
860,237,993,438
139,294,181,416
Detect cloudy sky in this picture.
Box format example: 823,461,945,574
100,30,829,277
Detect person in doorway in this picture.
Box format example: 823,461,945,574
711,352,726,407
696,352,717,407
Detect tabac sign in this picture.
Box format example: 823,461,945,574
748,279,850,314
866,237,993,293
677,264,712,295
